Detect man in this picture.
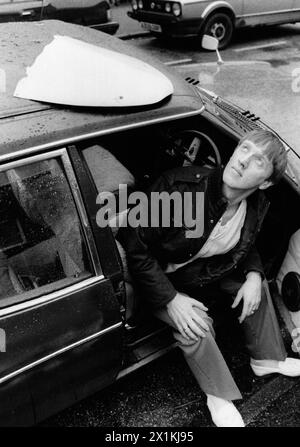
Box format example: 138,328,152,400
117,129,300,427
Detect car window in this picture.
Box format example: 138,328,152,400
0,157,92,308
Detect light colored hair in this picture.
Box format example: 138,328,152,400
239,129,287,184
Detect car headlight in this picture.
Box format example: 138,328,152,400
132,0,138,10
165,2,171,13
138,0,144,9
172,2,181,16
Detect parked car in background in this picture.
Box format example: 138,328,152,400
128,0,300,48
0,20,300,426
0,0,119,34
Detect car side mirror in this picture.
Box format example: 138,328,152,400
202,35,219,51
201,34,224,65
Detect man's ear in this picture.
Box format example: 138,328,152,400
258,179,273,190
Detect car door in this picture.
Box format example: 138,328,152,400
291,0,300,16
4,1,43,13
242,0,293,23
0,148,124,425
47,0,100,8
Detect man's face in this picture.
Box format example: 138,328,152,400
223,139,274,191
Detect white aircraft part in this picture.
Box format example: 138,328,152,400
14,35,174,107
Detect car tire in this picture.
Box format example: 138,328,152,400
201,12,234,50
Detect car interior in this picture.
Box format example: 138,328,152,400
76,115,300,336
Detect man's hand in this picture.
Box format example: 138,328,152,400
232,272,262,323
166,292,209,341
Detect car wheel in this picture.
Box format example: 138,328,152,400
201,12,234,50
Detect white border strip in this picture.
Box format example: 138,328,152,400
164,59,193,66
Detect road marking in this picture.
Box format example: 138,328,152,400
176,60,270,69
164,58,192,66
234,40,287,52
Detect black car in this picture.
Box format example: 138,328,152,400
0,19,299,426
0,0,119,35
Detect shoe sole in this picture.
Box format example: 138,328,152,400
251,366,300,377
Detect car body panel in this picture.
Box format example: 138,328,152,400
0,327,123,425
200,1,237,19
48,1,101,8
242,0,293,16
241,0,299,27
0,277,122,382
293,0,300,11
0,1,42,15
0,21,203,160
0,375,35,426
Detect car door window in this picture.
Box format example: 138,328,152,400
0,156,92,307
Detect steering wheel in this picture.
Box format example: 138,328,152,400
166,130,221,168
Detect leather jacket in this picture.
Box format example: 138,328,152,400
117,166,270,309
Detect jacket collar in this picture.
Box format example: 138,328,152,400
207,167,228,217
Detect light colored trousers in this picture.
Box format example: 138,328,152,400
154,277,287,400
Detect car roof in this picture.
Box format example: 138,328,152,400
0,20,203,160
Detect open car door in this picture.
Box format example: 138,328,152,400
0,148,123,425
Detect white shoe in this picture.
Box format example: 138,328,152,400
251,357,300,377
207,396,245,427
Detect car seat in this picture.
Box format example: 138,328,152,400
82,145,138,321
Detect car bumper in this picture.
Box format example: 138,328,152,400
128,10,202,37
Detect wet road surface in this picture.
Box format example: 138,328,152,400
127,24,300,153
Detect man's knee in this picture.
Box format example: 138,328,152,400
173,308,215,347
193,307,214,331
